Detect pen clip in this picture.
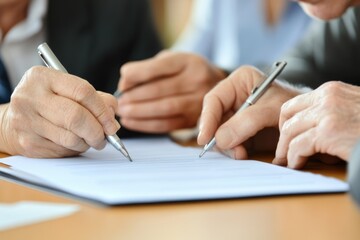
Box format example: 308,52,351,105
38,51,50,68
251,86,258,95
251,61,286,95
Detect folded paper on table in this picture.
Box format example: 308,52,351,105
0,201,79,231
0,138,348,205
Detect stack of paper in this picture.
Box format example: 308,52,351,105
0,138,348,205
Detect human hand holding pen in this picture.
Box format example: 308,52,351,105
197,64,303,159
0,65,121,158
37,43,132,161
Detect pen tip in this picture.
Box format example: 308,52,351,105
127,155,133,162
199,150,206,158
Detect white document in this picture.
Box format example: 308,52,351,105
0,138,348,205
0,201,79,231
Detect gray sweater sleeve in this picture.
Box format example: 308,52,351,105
281,7,360,89
348,141,360,207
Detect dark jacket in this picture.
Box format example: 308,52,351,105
47,0,162,94
34,0,162,137
282,7,360,89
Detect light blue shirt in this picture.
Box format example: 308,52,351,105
173,0,311,70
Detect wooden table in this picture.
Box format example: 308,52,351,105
1,150,360,240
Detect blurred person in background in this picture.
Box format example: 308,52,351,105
116,0,311,138
174,0,310,71
0,0,162,157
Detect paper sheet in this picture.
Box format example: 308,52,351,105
0,201,79,231
0,138,348,205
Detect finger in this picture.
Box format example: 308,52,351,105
32,115,95,152
197,94,225,145
274,108,317,166
286,128,318,169
117,94,197,119
198,66,264,146
197,79,243,145
214,103,278,150
279,92,314,129
48,71,119,135
17,133,80,158
118,74,190,104
120,53,183,91
120,116,187,133
38,93,107,149
97,91,118,116
220,145,248,160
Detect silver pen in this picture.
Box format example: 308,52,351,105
37,42,133,161
199,61,287,158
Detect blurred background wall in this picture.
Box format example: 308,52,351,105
150,0,193,47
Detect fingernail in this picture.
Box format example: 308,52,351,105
197,130,204,142
222,149,234,159
272,157,280,165
104,118,120,134
272,157,286,166
114,119,121,129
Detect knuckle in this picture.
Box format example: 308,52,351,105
319,115,338,134
25,66,45,79
18,66,46,89
64,105,85,130
320,81,343,97
321,81,343,90
281,120,292,135
18,136,35,155
72,81,95,102
288,139,299,152
84,126,104,147
120,62,133,77
280,100,291,114
320,94,338,109
60,131,84,149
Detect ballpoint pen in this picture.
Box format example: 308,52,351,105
199,61,287,158
37,42,133,162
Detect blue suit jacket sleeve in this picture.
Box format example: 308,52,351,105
348,141,360,206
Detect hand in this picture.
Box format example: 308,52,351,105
0,66,120,158
116,50,227,133
274,81,360,169
197,66,302,159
